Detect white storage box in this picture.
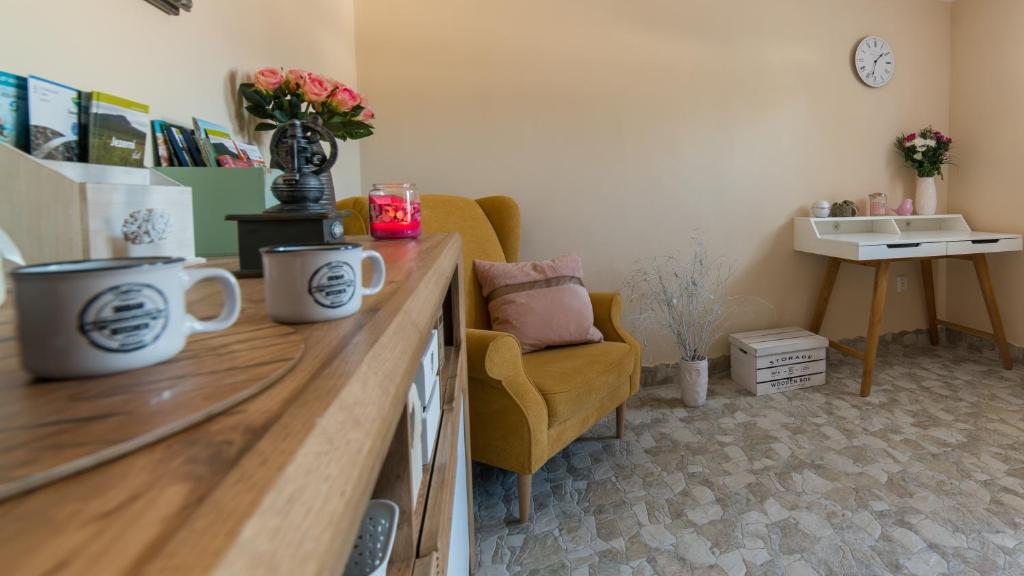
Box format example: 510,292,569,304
413,329,440,406
421,381,441,463
434,314,446,372
730,327,828,396
407,385,423,503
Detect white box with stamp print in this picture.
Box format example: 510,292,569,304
0,143,196,265
729,327,828,396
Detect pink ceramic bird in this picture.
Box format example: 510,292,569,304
894,198,914,216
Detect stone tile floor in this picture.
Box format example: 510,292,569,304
472,338,1024,575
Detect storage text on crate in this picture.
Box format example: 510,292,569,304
765,351,817,367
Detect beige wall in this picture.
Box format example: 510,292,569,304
949,0,1024,348
356,0,952,361
0,0,362,197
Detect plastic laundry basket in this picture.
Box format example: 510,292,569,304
343,499,400,576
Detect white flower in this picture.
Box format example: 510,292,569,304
913,138,927,148
915,145,927,152
914,152,924,160
924,139,937,147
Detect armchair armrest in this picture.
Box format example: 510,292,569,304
465,328,549,474
589,292,642,394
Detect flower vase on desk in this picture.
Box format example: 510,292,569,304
916,177,937,215
895,126,950,216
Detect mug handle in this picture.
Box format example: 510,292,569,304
183,268,242,334
361,250,386,296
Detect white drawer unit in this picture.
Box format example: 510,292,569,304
947,237,1024,255
857,241,946,261
730,327,828,396
793,214,1022,261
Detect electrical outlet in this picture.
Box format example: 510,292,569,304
896,276,908,293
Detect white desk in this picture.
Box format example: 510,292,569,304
793,214,1022,396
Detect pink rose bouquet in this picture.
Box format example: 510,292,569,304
254,67,284,92
240,67,375,141
895,126,952,178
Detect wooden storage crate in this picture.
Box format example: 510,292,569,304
729,327,827,396
0,143,195,264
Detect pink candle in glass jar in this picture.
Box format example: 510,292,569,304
369,183,421,239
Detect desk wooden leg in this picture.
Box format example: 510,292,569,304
861,261,890,397
921,259,940,346
972,253,1014,370
811,257,841,333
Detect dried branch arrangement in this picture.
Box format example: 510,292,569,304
623,236,732,363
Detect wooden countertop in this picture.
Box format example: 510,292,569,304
0,233,462,575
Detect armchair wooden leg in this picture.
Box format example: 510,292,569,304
517,473,532,523
616,404,626,439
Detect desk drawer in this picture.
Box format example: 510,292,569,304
947,237,1023,255
858,242,946,260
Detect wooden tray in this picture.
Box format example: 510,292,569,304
0,315,304,501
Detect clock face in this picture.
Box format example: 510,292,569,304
854,36,895,87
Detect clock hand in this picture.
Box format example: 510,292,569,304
870,51,889,76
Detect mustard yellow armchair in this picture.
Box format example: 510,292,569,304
338,195,641,522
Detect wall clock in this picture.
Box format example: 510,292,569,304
854,36,894,88
144,0,192,15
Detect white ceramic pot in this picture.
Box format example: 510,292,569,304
915,177,937,215
810,200,831,218
679,358,708,407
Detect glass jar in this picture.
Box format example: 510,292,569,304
369,183,421,239
869,192,887,216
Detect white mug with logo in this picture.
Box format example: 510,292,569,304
12,257,241,379
260,243,386,324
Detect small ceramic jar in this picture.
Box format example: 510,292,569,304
811,200,831,218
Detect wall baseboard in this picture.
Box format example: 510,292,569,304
639,326,1022,388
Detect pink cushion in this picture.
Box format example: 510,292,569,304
474,254,603,353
